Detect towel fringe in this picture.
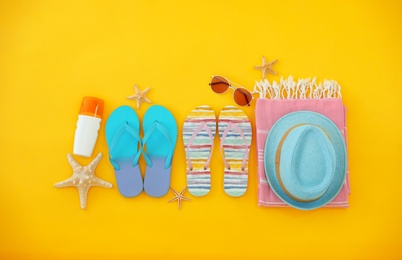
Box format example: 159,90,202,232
253,76,342,99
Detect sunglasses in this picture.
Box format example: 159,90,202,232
209,76,254,106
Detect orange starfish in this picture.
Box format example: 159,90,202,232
127,84,152,109
254,56,278,79
54,153,113,209
168,187,190,210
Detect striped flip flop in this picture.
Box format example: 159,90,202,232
218,106,252,197
183,105,216,196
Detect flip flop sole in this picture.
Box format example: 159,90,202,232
105,106,143,197
218,106,252,197
183,105,216,196
143,105,178,197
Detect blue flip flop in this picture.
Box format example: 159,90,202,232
142,105,178,197
105,106,143,197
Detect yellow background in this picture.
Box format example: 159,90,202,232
1,0,401,259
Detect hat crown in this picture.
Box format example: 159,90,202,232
280,125,336,201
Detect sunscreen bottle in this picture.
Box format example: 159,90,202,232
73,97,104,157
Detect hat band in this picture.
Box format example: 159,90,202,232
274,123,330,203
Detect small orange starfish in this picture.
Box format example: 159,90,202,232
168,187,190,210
254,56,278,79
127,84,152,109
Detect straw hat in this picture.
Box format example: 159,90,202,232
264,111,347,210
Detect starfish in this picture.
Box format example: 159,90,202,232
54,153,113,209
168,187,190,210
127,84,152,109
254,56,278,79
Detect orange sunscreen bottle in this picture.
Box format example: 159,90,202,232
73,97,104,157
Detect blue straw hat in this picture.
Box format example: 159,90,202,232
264,111,347,210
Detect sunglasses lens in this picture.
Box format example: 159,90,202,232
234,88,252,106
210,76,229,93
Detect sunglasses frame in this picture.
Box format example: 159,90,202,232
209,75,256,106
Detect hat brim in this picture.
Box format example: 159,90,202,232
264,111,347,210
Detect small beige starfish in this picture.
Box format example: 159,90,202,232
127,84,152,109
54,153,113,209
254,56,278,79
168,187,190,210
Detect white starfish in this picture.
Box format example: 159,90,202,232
54,153,113,209
127,84,152,109
168,187,190,210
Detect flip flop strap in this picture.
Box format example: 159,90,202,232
142,120,174,169
186,122,215,171
109,121,142,170
220,122,249,171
